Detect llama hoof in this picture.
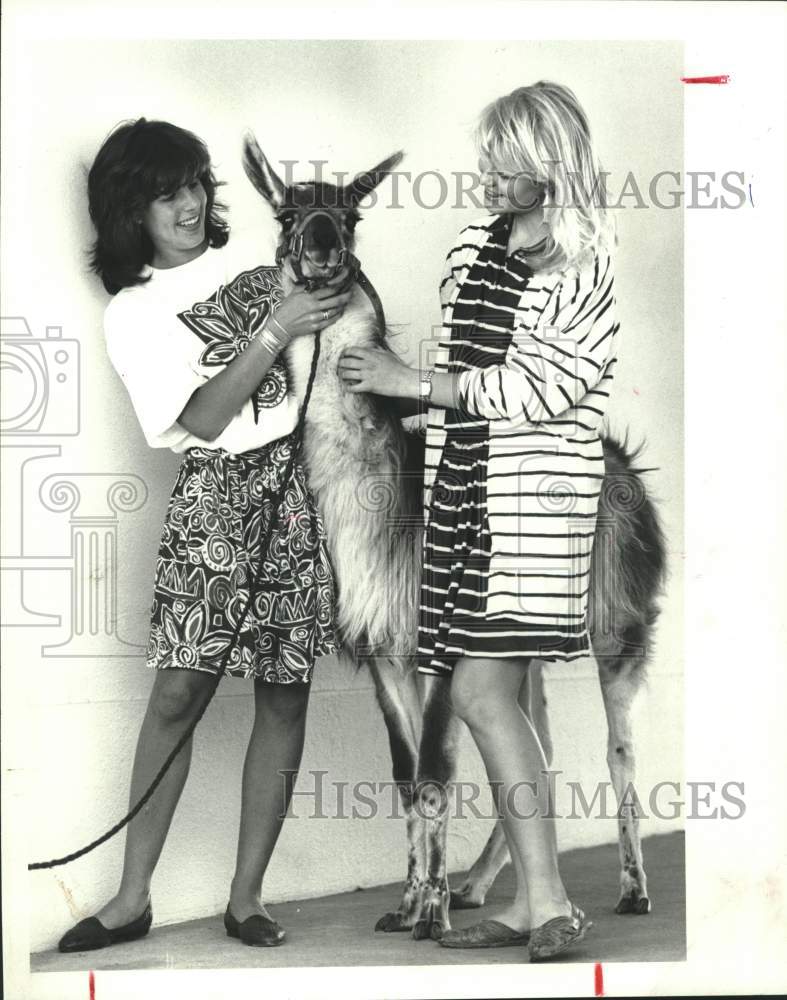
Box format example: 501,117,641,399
412,918,432,940
429,920,447,941
375,911,412,933
450,887,485,910
615,892,651,915
412,902,449,941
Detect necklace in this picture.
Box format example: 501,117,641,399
508,235,548,264
506,216,548,258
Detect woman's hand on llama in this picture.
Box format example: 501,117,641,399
273,284,352,341
337,345,418,397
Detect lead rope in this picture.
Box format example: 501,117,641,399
28,332,323,871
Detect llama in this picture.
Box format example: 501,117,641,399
242,134,420,661
242,134,667,940
373,435,666,939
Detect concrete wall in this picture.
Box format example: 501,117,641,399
0,39,683,953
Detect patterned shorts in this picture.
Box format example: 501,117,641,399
147,434,339,683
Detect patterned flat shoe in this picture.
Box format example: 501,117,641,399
224,905,285,946
58,901,152,953
439,918,530,948
528,902,592,962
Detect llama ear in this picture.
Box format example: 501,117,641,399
346,150,404,207
242,131,286,210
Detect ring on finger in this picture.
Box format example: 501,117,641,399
323,309,329,321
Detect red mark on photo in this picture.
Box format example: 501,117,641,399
594,962,604,996
89,970,96,1000
680,75,730,84
633,387,640,396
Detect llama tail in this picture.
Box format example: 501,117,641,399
589,432,668,671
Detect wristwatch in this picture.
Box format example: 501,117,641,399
419,368,435,402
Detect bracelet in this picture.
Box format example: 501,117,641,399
268,315,290,343
252,316,287,357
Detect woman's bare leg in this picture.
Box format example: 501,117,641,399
95,667,216,928
228,678,311,922
450,656,571,931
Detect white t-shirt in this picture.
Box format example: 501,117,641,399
104,236,298,454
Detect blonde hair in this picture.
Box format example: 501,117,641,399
474,81,615,271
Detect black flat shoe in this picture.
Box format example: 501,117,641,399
58,902,152,953
224,905,285,947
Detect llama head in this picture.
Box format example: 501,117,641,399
242,131,403,284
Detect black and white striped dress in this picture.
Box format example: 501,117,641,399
417,213,619,676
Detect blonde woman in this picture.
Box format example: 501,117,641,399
339,81,617,961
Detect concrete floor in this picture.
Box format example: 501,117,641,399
32,831,684,971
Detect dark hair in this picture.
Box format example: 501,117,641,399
87,118,230,294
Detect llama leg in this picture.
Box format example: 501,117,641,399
368,656,422,769
597,644,651,914
591,430,668,914
369,657,428,932
449,824,510,909
411,675,462,940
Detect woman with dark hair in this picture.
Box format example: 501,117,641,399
58,118,350,952
87,118,231,294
